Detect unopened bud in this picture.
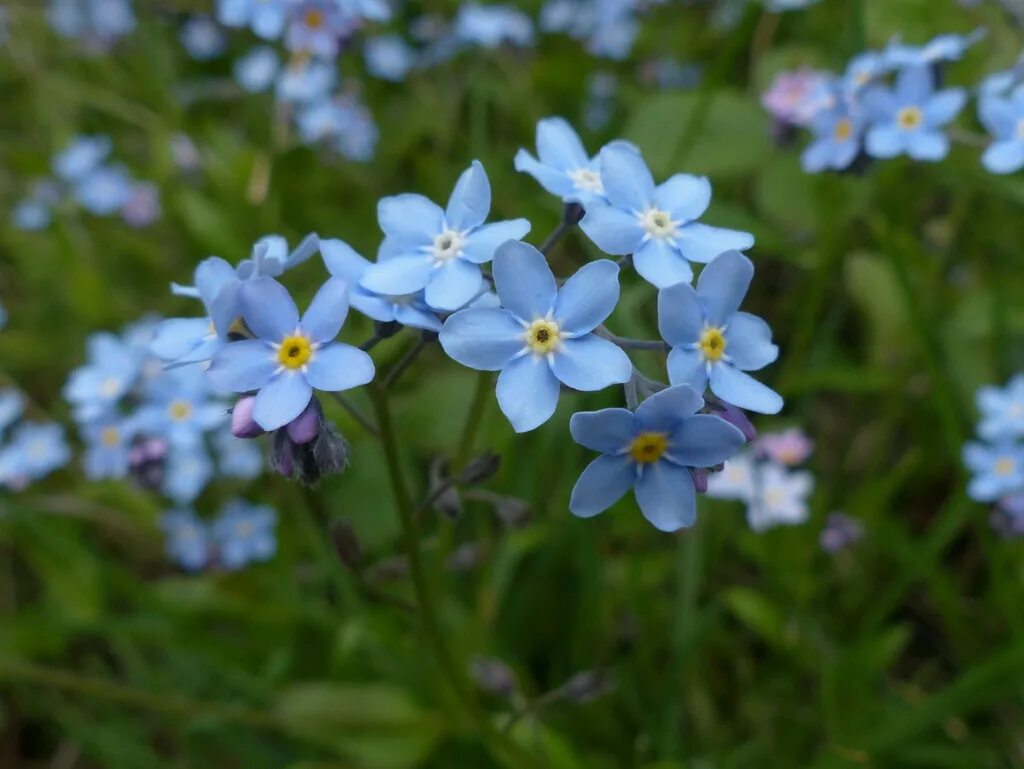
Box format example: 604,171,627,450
331,521,362,570
560,670,613,703
458,452,501,485
470,658,517,697
286,400,320,445
691,467,708,494
715,402,757,443
271,401,349,485
230,396,264,438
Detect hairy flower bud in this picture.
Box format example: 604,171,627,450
286,401,320,445
691,467,709,494
271,398,349,485
230,396,264,439
470,658,517,698
457,451,501,485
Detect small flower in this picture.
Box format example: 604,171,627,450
53,135,112,182
65,332,142,421
285,0,352,58
121,182,161,228
160,510,211,571
963,440,1024,502
705,453,755,500
863,65,966,162
745,462,813,531
976,375,1024,440
568,385,745,531
979,89,1024,175
208,277,375,430
83,416,135,480
454,3,534,48
180,15,226,60
212,500,277,569
580,144,754,288
277,57,336,103
214,429,264,479
756,428,813,465
216,0,287,40
0,390,24,439
820,512,864,553
658,251,782,415
235,47,281,93
9,423,71,481
360,161,531,311
762,68,835,126
136,368,228,449
364,34,417,82
164,448,214,504
440,240,631,432
74,164,133,216
882,29,985,69
801,98,863,173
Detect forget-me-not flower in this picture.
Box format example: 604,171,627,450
979,89,1024,174
455,3,534,48
180,16,226,60
863,65,966,161
74,164,133,216
883,29,985,69
360,161,531,311
208,277,375,430
580,144,754,288
216,0,287,39
285,1,350,58
82,416,135,480
658,250,782,414
440,240,631,432
214,430,263,479
976,375,1024,440
801,98,863,172
235,47,281,93
160,510,211,571
53,135,111,183
569,384,745,531
10,423,71,481
136,368,227,449
65,332,142,421
212,500,277,569
364,35,417,82
964,440,1024,502
164,448,214,504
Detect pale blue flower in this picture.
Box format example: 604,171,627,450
160,510,210,571
121,182,161,228
976,375,1024,440
801,98,863,173
180,16,226,60
74,165,133,215
136,368,228,449
455,3,534,48
9,423,71,481
979,89,1024,174
0,390,23,439
964,441,1024,502
82,416,135,480
883,29,985,69
164,448,214,504
235,47,280,93
580,144,754,288
863,65,966,161
277,59,337,103
212,500,277,569
569,385,745,531
285,1,352,58
214,430,263,479
53,135,111,182
65,332,142,421
364,34,417,81
216,0,287,39
843,51,890,95
658,251,782,414
49,0,136,43
440,240,631,432
360,161,531,311
208,277,375,430
13,199,52,231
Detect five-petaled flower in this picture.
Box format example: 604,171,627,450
568,385,745,531
963,441,1024,502
658,250,782,414
439,240,631,433
208,276,374,430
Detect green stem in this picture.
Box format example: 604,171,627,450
454,371,493,469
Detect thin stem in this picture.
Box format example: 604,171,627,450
595,325,669,351
383,336,431,390
539,203,584,256
326,392,380,438
454,372,493,469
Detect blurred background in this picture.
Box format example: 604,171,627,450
2,0,1024,767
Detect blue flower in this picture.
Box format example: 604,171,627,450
213,430,263,479
295,96,379,162
208,277,375,430
580,144,754,288
180,15,226,60
82,416,135,480
0,389,24,439
979,89,1024,174
976,375,1024,440
455,3,534,48
863,66,966,161
160,510,211,571
964,441,1024,502
658,251,782,414
136,368,228,449
843,51,889,95
883,29,985,69
49,0,136,44
212,500,277,569
440,240,631,432
216,0,287,39
164,448,214,504
285,1,351,59
364,34,417,81
801,97,863,173
360,161,531,311
12,199,52,231
277,58,336,103
235,47,280,93
321,238,442,331
65,332,142,421
53,135,111,182
9,423,71,481
568,385,745,531
74,164,133,216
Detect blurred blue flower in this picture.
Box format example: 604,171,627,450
12,199,53,231
801,98,863,172
322,238,442,331
9,423,71,481
74,164,133,215
979,89,1024,174
285,1,351,58
863,65,965,161
160,510,211,571
65,332,142,421
364,34,417,81
659,251,782,414
976,375,1024,440
121,182,161,227
580,144,754,288
569,385,745,531
583,71,617,131
766,0,821,10
361,161,530,311
277,59,337,103
216,0,287,40
49,0,136,44
53,135,112,183
212,500,277,569
235,47,281,92
180,16,226,60
82,416,135,480
455,3,534,48
0,390,24,439
164,448,214,504
440,241,631,432
338,0,391,22
208,277,375,430
136,368,228,449
213,430,263,479
842,51,889,95
883,29,985,69
964,441,1024,502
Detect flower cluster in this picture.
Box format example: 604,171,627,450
963,375,1024,529
762,30,991,173
0,389,70,491
48,0,136,49
707,427,814,531
13,135,160,231
161,500,277,572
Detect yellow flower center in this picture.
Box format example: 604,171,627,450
101,427,120,446
897,106,923,131
995,457,1017,477
99,376,121,397
305,9,324,28
833,117,853,141
236,521,254,538
278,335,313,369
525,319,561,354
168,400,193,422
698,327,727,362
630,432,668,464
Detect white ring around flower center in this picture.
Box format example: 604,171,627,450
568,167,603,194
432,229,466,263
639,207,678,239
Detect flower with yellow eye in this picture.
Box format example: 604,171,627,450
212,500,277,570
136,366,228,449
568,385,745,532
977,374,1024,440
209,276,374,431
440,240,632,433
83,416,136,480
659,250,782,415
964,441,1024,503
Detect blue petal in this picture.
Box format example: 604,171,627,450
253,371,313,430
321,238,369,282
634,238,692,288
925,89,966,125
982,140,1024,174
635,461,697,531
569,407,636,452
445,160,491,230
301,277,350,343
305,343,375,391
598,143,655,211
209,281,242,337
377,193,444,248
208,339,276,392
667,347,709,392
895,64,933,102
492,241,557,322
551,335,632,391
241,277,299,342
536,116,589,170
439,309,525,370
657,282,703,346
579,204,645,255
635,384,704,431
460,219,532,264
287,232,320,269
665,414,744,468
724,312,778,371
675,223,754,265
906,131,949,161
424,259,483,311
866,125,905,158
697,250,753,326
653,174,710,223
979,96,1015,136
513,148,575,198
709,364,783,414
496,354,561,432
350,291,396,322
360,255,434,295
569,454,636,518
554,259,620,335
150,318,211,361
194,257,237,309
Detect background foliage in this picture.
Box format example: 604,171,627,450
2,0,1024,767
